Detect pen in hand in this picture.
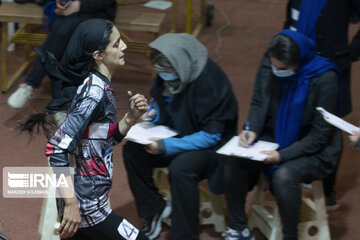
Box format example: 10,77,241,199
243,121,252,148
239,121,256,147
245,121,250,141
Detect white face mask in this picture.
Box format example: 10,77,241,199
158,72,178,81
271,64,296,78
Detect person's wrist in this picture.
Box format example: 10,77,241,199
157,139,166,155
125,112,136,125
64,197,78,206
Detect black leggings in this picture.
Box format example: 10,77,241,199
224,156,330,240
224,157,261,231
63,211,149,240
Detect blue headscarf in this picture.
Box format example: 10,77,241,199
274,30,339,150
296,0,328,41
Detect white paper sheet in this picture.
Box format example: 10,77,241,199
143,1,172,10
216,136,279,161
316,107,360,135
125,122,178,145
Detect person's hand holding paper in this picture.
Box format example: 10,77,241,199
349,131,360,147
145,138,161,155
217,136,279,161
239,128,280,163
261,150,280,164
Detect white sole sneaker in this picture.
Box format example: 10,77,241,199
326,203,340,211
7,84,33,108
147,200,172,240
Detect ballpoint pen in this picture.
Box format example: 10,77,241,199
245,121,250,141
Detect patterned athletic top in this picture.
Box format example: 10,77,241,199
46,71,124,227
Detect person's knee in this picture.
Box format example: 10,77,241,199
168,160,186,180
272,166,297,188
51,25,75,41
50,16,82,40
168,154,197,182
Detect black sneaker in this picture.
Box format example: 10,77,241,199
326,193,340,211
221,227,255,240
141,200,172,240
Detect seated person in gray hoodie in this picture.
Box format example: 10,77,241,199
122,33,238,240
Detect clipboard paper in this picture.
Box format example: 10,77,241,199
125,122,178,145
316,107,360,135
216,136,279,161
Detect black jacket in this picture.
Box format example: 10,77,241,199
284,0,360,116
284,0,360,68
150,59,238,148
150,58,239,194
248,57,342,172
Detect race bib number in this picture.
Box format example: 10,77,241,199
104,141,113,177
118,219,139,240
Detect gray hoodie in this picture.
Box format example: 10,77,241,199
149,33,208,94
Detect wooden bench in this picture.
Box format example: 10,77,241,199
0,2,166,93
114,10,165,54
248,175,331,240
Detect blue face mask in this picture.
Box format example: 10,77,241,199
158,72,178,81
271,64,296,78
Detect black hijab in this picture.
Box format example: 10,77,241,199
35,19,113,113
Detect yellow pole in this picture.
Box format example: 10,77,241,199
185,0,192,33
2,22,9,92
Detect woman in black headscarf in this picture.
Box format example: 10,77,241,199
20,19,149,240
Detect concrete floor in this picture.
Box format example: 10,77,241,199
0,0,359,239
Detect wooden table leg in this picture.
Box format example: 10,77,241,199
192,0,206,37
25,24,32,62
171,0,178,32
185,0,192,33
1,22,9,93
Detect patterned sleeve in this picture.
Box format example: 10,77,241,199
45,82,104,167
